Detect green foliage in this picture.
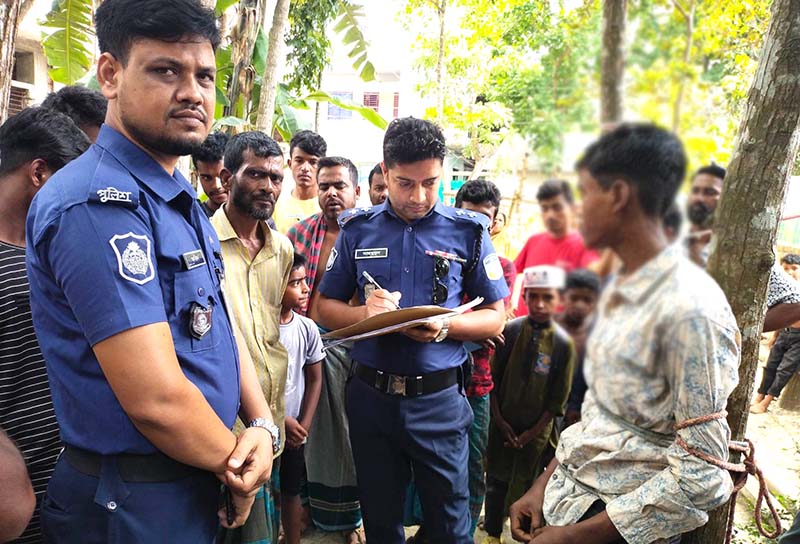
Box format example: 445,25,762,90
285,0,337,94
404,0,599,169
626,0,772,169
333,3,376,82
489,0,600,172
41,0,95,85
215,0,240,16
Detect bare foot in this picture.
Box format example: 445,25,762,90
753,393,765,404
750,402,769,414
299,505,311,535
343,526,366,544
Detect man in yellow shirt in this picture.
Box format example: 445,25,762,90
212,131,295,543
273,130,327,233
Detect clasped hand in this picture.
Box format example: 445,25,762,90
217,426,274,529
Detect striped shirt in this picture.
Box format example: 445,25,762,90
0,241,61,543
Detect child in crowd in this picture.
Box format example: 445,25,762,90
556,269,600,426
483,265,575,544
752,253,800,414
280,253,324,544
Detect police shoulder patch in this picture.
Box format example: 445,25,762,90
109,232,155,285
483,253,503,281
338,207,371,229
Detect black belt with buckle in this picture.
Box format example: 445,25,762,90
354,363,459,397
63,445,202,483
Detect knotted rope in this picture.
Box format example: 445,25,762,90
675,411,782,543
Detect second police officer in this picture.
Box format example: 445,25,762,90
317,117,509,543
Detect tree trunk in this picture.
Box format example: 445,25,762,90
684,0,800,541
600,0,626,127
314,71,323,132
778,372,800,411
671,0,695,132
225,0,266,119
435,0,446,124
0,0,25,123
255,0,290,132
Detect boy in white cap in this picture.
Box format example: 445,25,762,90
482,265,575,544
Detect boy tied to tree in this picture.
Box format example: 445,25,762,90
483,265,575,542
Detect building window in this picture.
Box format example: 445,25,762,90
393,92,400,118
363,92,379,112
328,91,353,120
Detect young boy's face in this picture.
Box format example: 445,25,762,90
525,287,560,323
563,287,598,325
782,262,800,282
282,266,310,312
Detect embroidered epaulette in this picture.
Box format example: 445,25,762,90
338,206,374,229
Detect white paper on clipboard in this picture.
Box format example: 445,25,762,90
322,297,484,350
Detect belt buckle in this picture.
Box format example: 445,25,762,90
388,374,406,396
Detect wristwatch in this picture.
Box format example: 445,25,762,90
248,417,281,454
434,317,451,343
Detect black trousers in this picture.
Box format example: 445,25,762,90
759,328,800,397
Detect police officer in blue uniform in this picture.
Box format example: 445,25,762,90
317,118,508,543
25,1,279,541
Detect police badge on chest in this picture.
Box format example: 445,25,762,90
190,303,212,339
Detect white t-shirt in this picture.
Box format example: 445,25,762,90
280,312,325,419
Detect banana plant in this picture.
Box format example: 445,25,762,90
41,0,95,85
333,2,375,82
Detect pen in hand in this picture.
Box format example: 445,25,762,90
362,270,401,309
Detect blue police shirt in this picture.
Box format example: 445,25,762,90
318,199,509,375
26,125,240,455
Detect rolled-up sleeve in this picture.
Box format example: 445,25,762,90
605,314,740,543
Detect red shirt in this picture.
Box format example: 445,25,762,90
512,231,598,316
465,256,517,398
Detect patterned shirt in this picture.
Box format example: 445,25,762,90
767,263,800,308
543,245,740,543
211,208,294,455
287,212,327,300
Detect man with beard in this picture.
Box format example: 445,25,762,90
684,164,800,332
287,157,366,543
25,1,278,540
685,165,724,267
192,131,230,217
367,163,388,205
513,180,598,316
212,131,295,543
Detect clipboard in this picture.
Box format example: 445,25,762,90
322,297,484,349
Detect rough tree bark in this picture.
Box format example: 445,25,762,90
0,0,26,123
256,0,290,132
600,0,626,127
684,0,800,541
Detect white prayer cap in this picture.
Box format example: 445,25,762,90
523,265,565,289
